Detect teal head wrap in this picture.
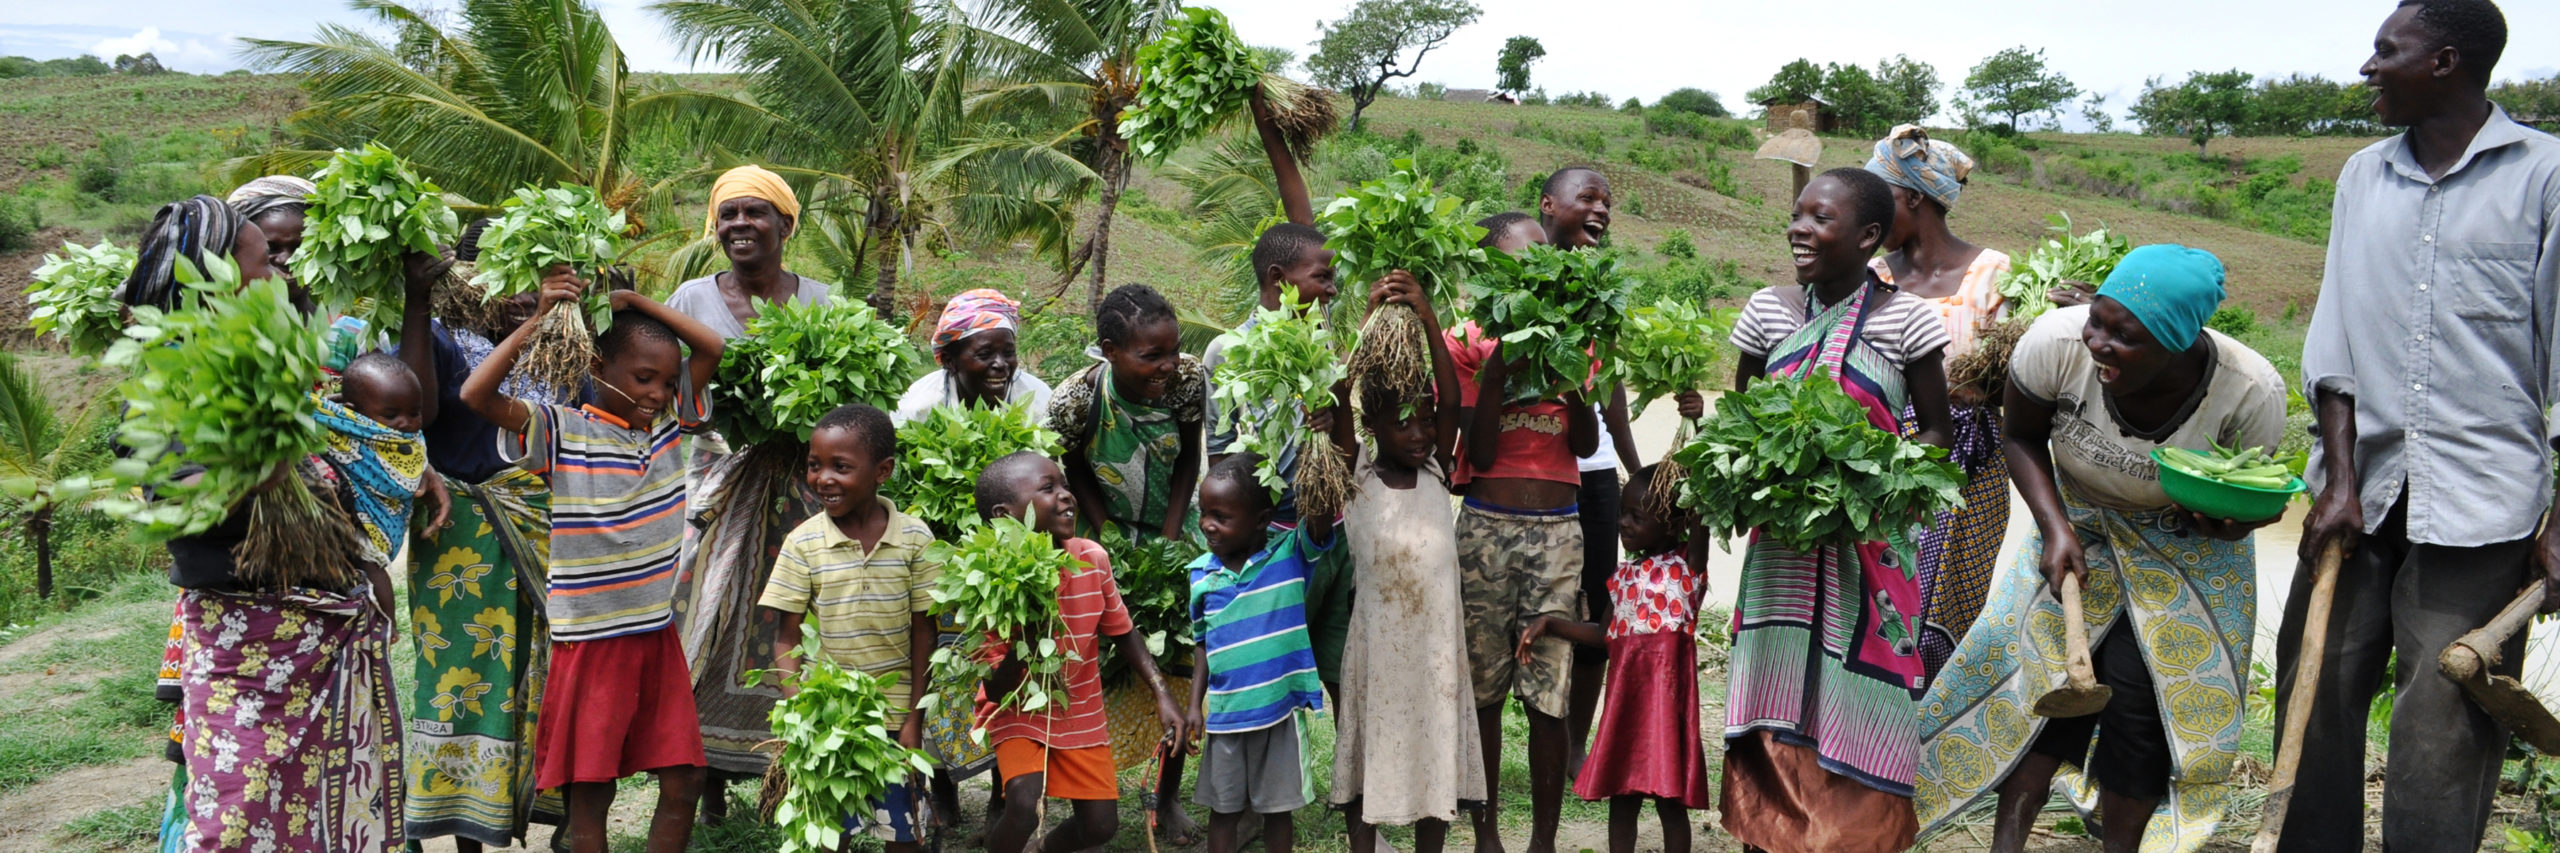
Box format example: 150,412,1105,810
2095,244,2227,352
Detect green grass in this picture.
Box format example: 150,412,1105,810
0,573,182,793
57,800,165,853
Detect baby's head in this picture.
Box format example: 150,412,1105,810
1251,223,1337,313
340,352,424,432
974,450,1078,542
806,402,896,520
592,310,683,424
1196,453,1274,566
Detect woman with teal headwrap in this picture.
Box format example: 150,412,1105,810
1912,245,2292,853
1864,124,2018,679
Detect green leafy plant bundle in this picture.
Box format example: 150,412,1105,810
760,621,935,853
27,238,137,356
1318,159,1492,399
1121,6,1261,163
1463,243,1634,401
470,184,626,394
1208,294,1355,517
883,403,1061,537
1095,524,1203,686
101,256,362,584
1997,212,2131,323
1669,370,1966,553
924,513,1079,726
295,143,460,336
1609,301,1736,419
714,299,923,449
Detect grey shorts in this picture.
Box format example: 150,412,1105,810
1192,712,1313,815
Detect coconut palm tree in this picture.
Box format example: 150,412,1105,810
232,0,775,214
0,355,109,600
652,0,1094,314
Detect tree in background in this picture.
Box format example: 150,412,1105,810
1747,58,1825,106
1820,62,1886,134
111,53,166,75
1307,0,1482,131
1873,55,1941,126
0,353,109,600
1252,45,1297,75
1496,35,1544,94
2243,73,2378,136
1959,46,2079,131
1655,87,1729,118
2131,70,2256,154
2494,74,2560,126
2081,93,2116,133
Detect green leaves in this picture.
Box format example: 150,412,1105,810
924,514,1078,717
1121,6,1262,163
1316,158,1492,300
1997,212,2131,322
1208,294,1349,498
1463,244,1634,400
714,300,923,449
469,184,626,332
1095,525,1203,684
1670,371,1966,553
1609,302,1737,419
98,255,333,540
762,620,934,853
27,238,137,356
294,143,460,336
882,404,1061,537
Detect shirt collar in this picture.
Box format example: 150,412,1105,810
812,496,915,551
2384,104,2535,184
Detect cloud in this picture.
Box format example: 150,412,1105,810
89,26,173,59
84,25,230,70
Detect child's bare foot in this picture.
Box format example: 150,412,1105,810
1473,829,1505,853
1160,805,1205,847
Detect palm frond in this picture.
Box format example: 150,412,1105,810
0,353,64,481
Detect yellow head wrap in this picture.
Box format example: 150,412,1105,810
703,165,801,238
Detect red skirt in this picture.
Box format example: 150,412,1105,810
535,626,707,789
1572,631,1713,807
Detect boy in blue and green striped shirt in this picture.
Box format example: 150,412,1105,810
1186,453,1331,853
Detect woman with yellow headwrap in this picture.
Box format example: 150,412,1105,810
1863,125,2017,681
662,164,842,826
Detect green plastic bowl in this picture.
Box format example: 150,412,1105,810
2152,448,2305,523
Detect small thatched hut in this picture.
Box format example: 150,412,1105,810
1760,97,1837,133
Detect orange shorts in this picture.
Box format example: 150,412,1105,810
995,739,1117,801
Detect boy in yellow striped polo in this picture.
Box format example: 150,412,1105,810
1186,453,1334,853
758,402,941,852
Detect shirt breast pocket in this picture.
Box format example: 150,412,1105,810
2450,242,2540,322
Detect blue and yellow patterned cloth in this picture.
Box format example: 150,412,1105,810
312,392,429,567
1863,124,1975,210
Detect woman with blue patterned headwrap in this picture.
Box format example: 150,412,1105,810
1914,245,2292,853
1863,124,2018,680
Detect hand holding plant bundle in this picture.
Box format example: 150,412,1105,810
924,514,1078,730
101,256,363,584
27,239,137,356
714,299,923,451
1121,6,1260,163
1961,213,2132,403
1671,370,1966,553
757,621,935,853
1609,301,1736,520
1208,293,1356,518
471,184,626,394
1319,160,1491,401
1464,243,1633,401
296,143,460,335
884,404,1061,537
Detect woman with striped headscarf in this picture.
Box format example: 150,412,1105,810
1863,125,2017,680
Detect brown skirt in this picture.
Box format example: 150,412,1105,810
1720,731,1918,853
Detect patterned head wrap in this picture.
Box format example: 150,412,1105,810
117,195,248,311
933,288,1021,361
1863,124,1975,210
703,165,801,238
2096,244,2227,352
225,175,317,223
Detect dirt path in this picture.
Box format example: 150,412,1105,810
0,757,167,853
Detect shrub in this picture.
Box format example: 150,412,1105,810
1417,81,1448,101
1620,97,1643,112
1553,90,1612,109
1631,257,1751,309
2206,306,2258,336
1658,228,1696,259
0,196,39,251
1655,87,1730,117
72,136,130,197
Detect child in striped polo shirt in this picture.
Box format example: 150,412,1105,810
458,270,725,853
759,402,940,852
1187,453,1333,853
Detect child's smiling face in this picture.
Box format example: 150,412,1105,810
1787,176,1883,286
1541,171,1613,249
989,455,1080,542
805,424,892,521
1365,399,1437,472
594,334,681,424
1195,473,1272,567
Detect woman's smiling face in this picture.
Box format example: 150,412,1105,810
2082,296,2180,394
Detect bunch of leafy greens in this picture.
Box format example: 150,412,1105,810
1095,524,1203,687
883,403,1061,537
102,256,362,584
470,184,626,393
925,513,1078,726
27,239,137,356
1121,6,1261,163
295,143,460,336
1669,370,1966,553
714,299,922,449
1319,159,1492,397
1997,212,2132,322
1207,293,1355,516
760,621,934,853
1463,244,1634,400
1609,301,1736,419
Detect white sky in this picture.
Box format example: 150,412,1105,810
7,0,2556,128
